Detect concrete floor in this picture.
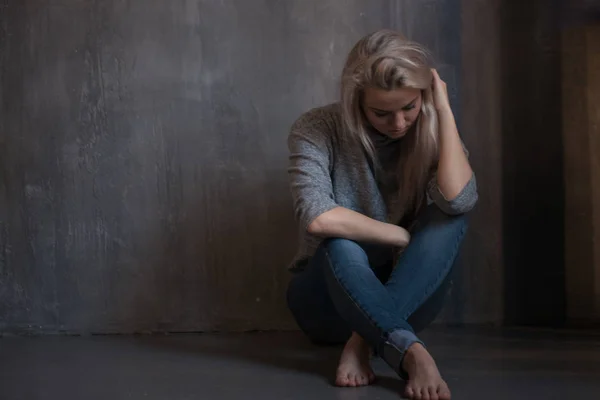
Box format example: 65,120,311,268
1,328,599,400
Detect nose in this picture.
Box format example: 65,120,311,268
391,112,407,130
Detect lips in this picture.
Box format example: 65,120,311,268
389,130,407,136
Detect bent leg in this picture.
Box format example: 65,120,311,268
319,238,421,376
286,258,351,345
387,204,468,323
286,248,376,387
286,241,396,345
321,205,468,377
287,204,468,398
408,272,454,334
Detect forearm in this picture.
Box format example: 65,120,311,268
436,107,474,200
307,206,410,247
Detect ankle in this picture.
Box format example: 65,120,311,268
406,342,426,357
402,343,431,371
348,332,363,343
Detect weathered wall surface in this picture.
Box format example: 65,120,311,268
0,0,399,333
1,0,507,334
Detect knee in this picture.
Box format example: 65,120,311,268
417,204,470,232
320,237,360,252
408,275,454,333
431,203,469,221
316,237,361,262
317,238,370,270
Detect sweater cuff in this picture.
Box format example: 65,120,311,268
428,173,478,215
300,201,339,232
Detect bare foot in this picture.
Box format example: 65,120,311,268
402,343,451,400
335,332,376,387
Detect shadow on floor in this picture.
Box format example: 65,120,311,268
134,331,406,395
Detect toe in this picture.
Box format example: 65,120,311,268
415,388,424,400
348,374,356,387
356,374,365,386
360,374,370,386
439,383,451,400
405,385,415,399
429,386,439,400
354,374,364,386
335,374,349,387
369,371,376,383
421,388,431,400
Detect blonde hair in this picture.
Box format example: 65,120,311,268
341,29,439,221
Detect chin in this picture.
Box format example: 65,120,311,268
387,130,408,139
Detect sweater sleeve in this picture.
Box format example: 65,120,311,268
426,140,478,215
287,113,339,231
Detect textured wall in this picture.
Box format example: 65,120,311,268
0,0,399,334
0,0,474,334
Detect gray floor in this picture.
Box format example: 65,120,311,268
1,328,599,400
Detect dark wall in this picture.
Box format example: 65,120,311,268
393,0,479,325
459,0,505,325
1,0,471,334
500,0,566,326
460,0,572,327
562,24,600,326
2,0,571,333
0,0,395,334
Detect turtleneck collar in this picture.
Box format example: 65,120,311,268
367,126,403,148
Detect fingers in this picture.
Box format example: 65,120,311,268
430,68,446,85
430,69,447,94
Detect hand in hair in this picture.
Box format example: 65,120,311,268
431,69,451,111
432,68,475,203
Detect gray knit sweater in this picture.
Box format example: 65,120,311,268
287,103,478,271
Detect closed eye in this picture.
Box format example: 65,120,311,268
373,111,390,117
370,100,417,117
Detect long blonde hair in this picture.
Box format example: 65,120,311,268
341,29,439,221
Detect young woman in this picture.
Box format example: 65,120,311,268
285,30,477,400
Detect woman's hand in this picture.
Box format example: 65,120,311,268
307,206,412,248
430,69,475,204
394,225,411,248
431,69,451,112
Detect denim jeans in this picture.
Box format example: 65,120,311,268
286,204,468,377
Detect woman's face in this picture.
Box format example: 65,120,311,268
362,86,422,139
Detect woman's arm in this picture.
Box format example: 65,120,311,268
288,110,410,248
308,207,410,248
431,69,474,200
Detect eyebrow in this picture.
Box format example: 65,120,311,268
369,95,419,113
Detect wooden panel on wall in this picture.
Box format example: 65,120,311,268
457,0,504,325
500,0,566,326
562,25,600,326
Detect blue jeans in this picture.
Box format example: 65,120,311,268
286,205,468,377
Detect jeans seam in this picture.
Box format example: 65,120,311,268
323,247,390,338
324,246,416,376
400,221,468,320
